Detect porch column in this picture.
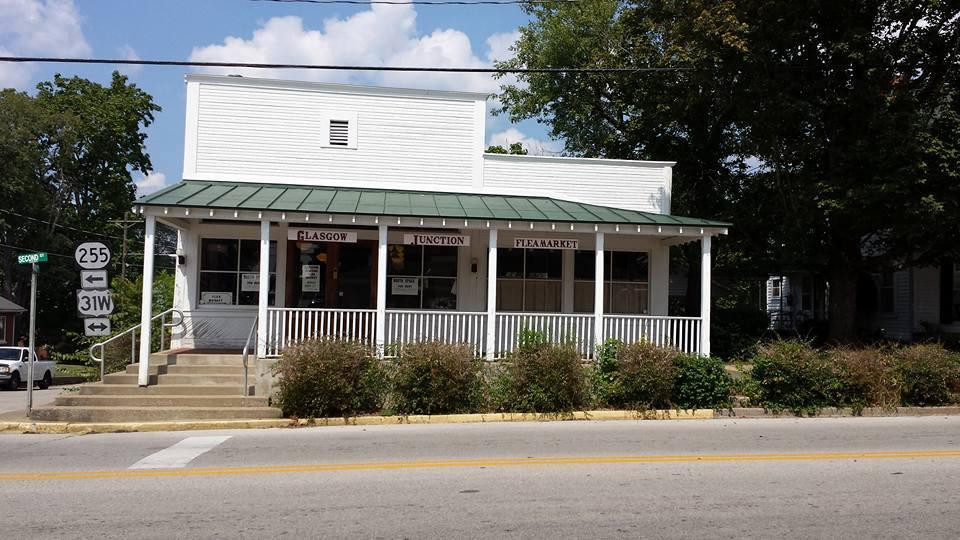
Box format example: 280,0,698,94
375,224,388,355
700,234,712,357
256,219,270,357
594,231,604,351
137,215,156,386
485,227,497,361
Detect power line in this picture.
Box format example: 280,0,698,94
0,56,690,74
252,0,575,4
0,242,73,260
0,209,120,240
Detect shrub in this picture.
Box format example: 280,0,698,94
494,341,587,413
711,306,770,360
831,347,902,411
673,354,732,409
606,341,677,409
748,340,844,414
590,339,622,406
274,338,387,418
895,344,960,406
391,341,486,415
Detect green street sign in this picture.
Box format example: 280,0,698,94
17,252,48,265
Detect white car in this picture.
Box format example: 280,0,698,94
0,347,56,390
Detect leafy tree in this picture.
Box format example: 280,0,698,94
485,142,529,155
0,72,161,351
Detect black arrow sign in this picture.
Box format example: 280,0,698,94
87,321,108,331
84,274,106,284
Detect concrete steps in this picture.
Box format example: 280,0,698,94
30,350,281,423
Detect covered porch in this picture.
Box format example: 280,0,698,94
134,181,727,381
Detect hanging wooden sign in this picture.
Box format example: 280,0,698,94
513,238,579,249
403,233,470,246
289,229,358,243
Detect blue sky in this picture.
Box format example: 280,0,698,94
0,0,559,194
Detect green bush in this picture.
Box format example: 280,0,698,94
673,354,732,409
494,341,587,413
748,340,845,414
831,347,902,411
711,306,770,360
391,341,486,415
274,338,387,418
606,341,677,409
895,344,960,406
590,339,621,406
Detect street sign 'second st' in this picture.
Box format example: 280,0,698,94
16,252,48,265
74,242,111,270
76,289,114,318
83,317,111,337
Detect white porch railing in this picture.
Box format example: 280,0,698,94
603,315,701,354
265,307,376,356
261,308,703,357
385,310,486,356
495,312,596,358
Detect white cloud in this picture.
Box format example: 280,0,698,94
0,0,90,88
188,5,520,94
487,128,563,156
135,171,167,195
116,45,142,77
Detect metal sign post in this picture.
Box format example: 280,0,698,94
15,252,47,416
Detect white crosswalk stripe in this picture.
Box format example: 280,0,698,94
129,436,232,469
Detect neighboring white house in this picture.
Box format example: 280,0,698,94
765,262,960,340
130,75,728,382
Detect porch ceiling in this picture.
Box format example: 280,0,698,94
138,181,730,228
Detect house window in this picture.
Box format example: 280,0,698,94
572,251,650,314
877,272,895,314
199,239,277,306
801,276,813,311
771,279,782,298
386,245,458,310
497,248,562,312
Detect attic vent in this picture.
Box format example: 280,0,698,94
329,119,349,146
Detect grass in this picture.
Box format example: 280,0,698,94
55,364,97,379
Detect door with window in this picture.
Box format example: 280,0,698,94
288,240,377,309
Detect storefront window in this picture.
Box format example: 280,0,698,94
497,248,562,312
573,251,649,314
199,238,276,306
386,245,457,309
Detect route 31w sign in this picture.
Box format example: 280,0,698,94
76,289,114,318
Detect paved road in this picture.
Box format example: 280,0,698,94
2,416,960,538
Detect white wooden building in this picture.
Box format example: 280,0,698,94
131,75,729,382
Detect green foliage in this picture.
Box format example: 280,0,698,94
711,307,769,360
485,142,528,155
673,354,732,410
590,338,621,403
603,341,677,409
748,340,845,414
895,344,960,407
831,347,902,411
274,339,388,418
391,342,486,415
494,341,587,413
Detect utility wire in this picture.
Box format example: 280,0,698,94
252,0,576,4
0,242,74,260
0,56,690,74
0,209,120,240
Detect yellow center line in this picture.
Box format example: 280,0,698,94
3,450,959,482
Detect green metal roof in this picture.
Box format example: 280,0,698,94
137,181,730,228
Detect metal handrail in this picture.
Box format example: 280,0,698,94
241,316,259,397
89,308,185,381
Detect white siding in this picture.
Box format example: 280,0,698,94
482,154,672,214
871,270,913,341
188,79,483,192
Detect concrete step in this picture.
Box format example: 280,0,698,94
30,406,283,422
124,364,248,375
78,384,253,396
103,373,158,385
157,373,245,385
55,395,269,408
166,355,247,367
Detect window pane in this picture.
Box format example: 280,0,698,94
199,272,238,304
423,278,457,310
524,280,562,311
201,239,237,271
525,249,562,280
497,248,524,278
388,245,422,276
238,275,276,306
239,240,277,272
423,246,457,277
574,250,594,280
497,280,524,310
387,277,420,309
608,282,649,314
610,252,649,282
573,281,594,313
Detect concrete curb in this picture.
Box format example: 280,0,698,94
718,406,960,418
0,409,713,434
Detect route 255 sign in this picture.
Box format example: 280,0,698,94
75,242,112,270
